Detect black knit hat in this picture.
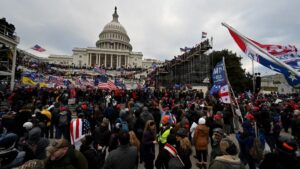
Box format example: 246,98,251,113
167,134,177,145
176,128,188,137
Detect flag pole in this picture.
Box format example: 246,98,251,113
222,57,242,130
252,59,255,94
221,22,300,77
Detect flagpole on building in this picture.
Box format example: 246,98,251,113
222,22,300,77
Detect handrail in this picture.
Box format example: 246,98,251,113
0,24,17,40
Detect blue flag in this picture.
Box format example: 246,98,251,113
210,59,227,95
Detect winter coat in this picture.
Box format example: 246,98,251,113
80,144,106,169
177,143,192,169
141,130,156,161
259,153,300,169
140,111,154,127
93,125,111,147
45,147,88,169
194,124,209,151
102,144,138,169
209,155,246,169
34,137,49,160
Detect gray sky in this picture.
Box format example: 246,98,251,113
1,0,300,74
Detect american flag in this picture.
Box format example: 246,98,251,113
98,80,117,90
93,66,106,75
70,118,90,145
48,75,64,86
31,44,46,52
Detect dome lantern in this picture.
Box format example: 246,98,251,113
112,6,119,22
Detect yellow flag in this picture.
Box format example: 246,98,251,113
21,77,36,86
39,82,48,88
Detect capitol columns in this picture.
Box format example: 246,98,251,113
104,54,107,68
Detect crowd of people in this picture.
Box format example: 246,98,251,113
0,87,300,169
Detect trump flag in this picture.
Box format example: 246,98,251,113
210,59,226,95
223,23,300,87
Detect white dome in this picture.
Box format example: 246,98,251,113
103,20,127,35
96,7,132,51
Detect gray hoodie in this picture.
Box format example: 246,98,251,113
209,155,246,169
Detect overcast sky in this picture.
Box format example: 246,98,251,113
1,0,300,75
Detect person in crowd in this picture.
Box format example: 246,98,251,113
70,114,90,150
236,121,265,169
210,128,226,162
48,102,60,139
141,120,157,169
54,106,71,141
157,115,173,149
291,109,300,142
44,138,88,169
176,128,192,169
38,105,52,138
259,135,300,169
21,121,49,161
194,117,209,169
102,131,138,169
209,137,246,169
79,135,106,169
108,123,120,152
14,159,44,169
93,117,111,150
155,133,179,169
159,100,176,125
129,130,140,164
0,121,25,169
140,107,154,127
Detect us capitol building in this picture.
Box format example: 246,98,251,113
72,7,143,69
20,7,162,69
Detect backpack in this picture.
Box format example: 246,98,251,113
168,156,185,169
249,137,264,160
164,143,185,169
58,111,68,127
249,123,264,160
117,118,129,132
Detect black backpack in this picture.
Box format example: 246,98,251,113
58,111,68,127
168,156,185,169
164,143,185,169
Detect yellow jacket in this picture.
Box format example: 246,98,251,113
41,109,52,127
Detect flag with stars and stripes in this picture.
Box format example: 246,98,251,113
224,23,300,87
70,118,90,147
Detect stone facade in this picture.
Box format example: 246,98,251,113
261,74,300,94
72,7,143,69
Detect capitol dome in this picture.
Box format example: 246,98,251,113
96,7,132,51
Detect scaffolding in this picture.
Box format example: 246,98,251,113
152,39,212,89
0,19,19,91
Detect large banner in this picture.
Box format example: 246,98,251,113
210,58,231,104
223,23,300,87
210,59,226,95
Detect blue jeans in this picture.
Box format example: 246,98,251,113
2,151,25,169
55,126,70,141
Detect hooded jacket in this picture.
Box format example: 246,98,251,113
209,155,246,169
193,124,209,150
